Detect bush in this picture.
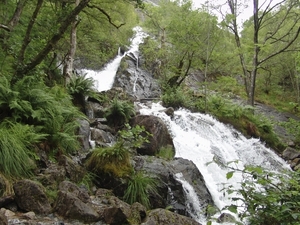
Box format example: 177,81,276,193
161,87,191,109
223,165,300,225
86,124,150,177
0,76,85,156
85,143,133,177
105,98,135,128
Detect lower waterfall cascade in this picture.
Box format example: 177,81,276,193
137,102,290,224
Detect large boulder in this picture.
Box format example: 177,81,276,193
102,196,131,225
13,179,51,215
131,115,174,155
54,190,99,222
133,156,213,218
141,208,202,225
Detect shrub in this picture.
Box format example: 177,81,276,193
161,86,191,109
0,76,85,156
223,165,300,225
85,143,133,177
123,171,158,209
105,98,135,128
86,124,150,177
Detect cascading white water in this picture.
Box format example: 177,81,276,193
138,102,290,224
84,26,290,224
83,26,147,92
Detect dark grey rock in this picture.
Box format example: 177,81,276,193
53,191,99,222
282,147,300,160
131,115,174,155
141,208,202,225
77,119,90,151
13,179,51,215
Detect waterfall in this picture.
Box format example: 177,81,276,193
138,102,290,224
84,26,290,224
83,26,147,92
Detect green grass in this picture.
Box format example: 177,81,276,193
156,145,175,160
85,143,133,178
0,121,44,177
123,171,158,209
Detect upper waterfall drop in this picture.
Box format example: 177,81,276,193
83,26,148,92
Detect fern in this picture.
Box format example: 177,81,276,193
105,98,135,127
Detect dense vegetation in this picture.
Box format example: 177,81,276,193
1,0,300,224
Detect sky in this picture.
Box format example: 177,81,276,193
191,0,284,26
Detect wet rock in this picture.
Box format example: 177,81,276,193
90,128,115,147
282,147,300,160
58,181,90,203
129,202,147,225
77,119,90,151
103,196,131,225
13,179,51,215
141,208,202,225
113,56,161,100
53,191,99,222
161,107,174,118
217,213,236,223
134,156,214,217
131,115,174,155
58,155,86,183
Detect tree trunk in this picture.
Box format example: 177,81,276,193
227,0,250,99
248,0,260,106
63,0,80,85
16,0,91,77
18,0,44,64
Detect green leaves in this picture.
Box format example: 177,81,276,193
105,98,135,127
223,165,300,225
226,171,234,179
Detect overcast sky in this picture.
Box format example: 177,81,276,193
192,0,284,25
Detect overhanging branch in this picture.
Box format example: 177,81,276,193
87,4,125,29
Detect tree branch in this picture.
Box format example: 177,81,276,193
0,24,10,32
259,26,300,65
18,0,91,76
87,4,125,29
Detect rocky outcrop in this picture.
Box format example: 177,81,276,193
131,115,174,155
142,208,202,225
13,179,51,215
113,55,161,100
282,147,300,170
133,156,214,217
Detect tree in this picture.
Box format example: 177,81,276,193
143,0,222,87
0,0,143,82
223,0,300,106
